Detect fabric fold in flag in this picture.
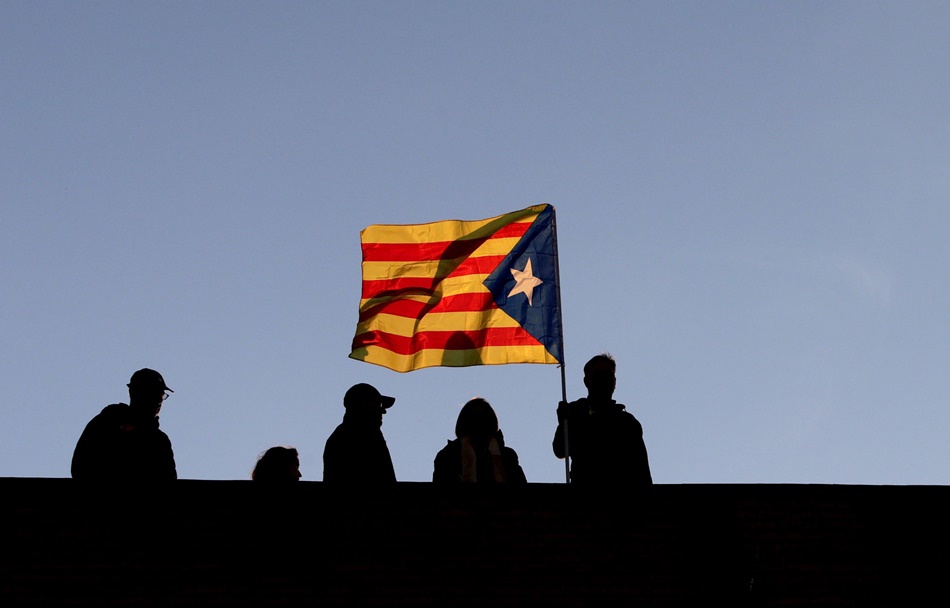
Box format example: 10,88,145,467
351,204,563,373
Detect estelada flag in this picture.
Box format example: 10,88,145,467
350,204,563,372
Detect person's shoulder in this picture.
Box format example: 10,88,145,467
501,446,527,482
324,421,370,451
325,423,346,442
613,404,644,429
85,403,129,426
434,439,458,460
154,426,173,443
436,438,456,449
565,398,589,413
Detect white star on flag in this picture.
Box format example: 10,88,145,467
508,258,543,306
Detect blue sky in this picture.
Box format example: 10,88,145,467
3,2,949,484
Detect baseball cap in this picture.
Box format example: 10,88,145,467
127,368,173,393
344,383,394,410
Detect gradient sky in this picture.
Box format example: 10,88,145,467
3,2,949,484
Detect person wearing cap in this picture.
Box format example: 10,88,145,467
71,368,178,480
323,383,397,484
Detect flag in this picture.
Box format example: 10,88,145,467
350,204,563,372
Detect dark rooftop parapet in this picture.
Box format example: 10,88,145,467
1,479,947,606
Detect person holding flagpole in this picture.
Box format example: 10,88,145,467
553,353,652,486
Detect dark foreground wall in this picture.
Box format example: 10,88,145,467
1,479,947,607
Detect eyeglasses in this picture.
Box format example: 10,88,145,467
162,392,172,401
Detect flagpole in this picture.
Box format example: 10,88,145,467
550,206,570,484
559,359,569,484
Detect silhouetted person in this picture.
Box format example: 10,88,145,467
433,398,527,483
71,368,177,480
323,383,396,484
553,354,652,485
252,446,301,481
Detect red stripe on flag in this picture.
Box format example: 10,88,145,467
361,276,440,299
358,292,496,322
360,254,508,299
361,222,531,262
352,327,541,355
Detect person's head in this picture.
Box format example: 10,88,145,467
127,368,173,416
583,353,616,401
343,383,395,427
455,398,499,442
252,446,301,481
